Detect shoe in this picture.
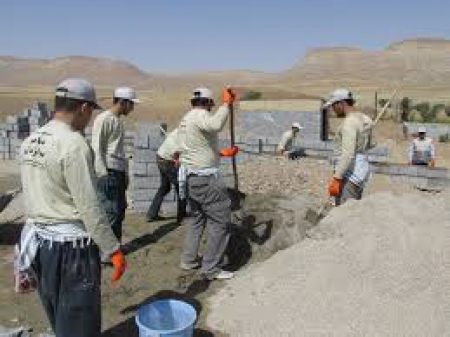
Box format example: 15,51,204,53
203,269,234,280
179,260,201,271
146,215,165,222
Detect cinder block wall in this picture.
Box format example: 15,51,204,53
238,110,322,143
404,122,450,139
130,124,237,214
0,103,50,160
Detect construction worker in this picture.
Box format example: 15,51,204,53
409,126,436,167
178,87,238,280
277,122,303,156
18,78,126,337
324,89,373,206
146,128,186,223
92,87,139,242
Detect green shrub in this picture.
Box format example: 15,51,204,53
408,110,423,122
438,134,450,143
242,90,262,100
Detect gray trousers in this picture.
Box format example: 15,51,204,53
335,179,363,206
181,174,231,279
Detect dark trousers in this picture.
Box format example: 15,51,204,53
32,240,101,337
146,157,186,222
97,170,127,241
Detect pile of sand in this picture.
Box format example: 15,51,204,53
207,192,450,336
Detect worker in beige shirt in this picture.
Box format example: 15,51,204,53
324,89,373,205
146,128,186,223
278,122,303,159
92,87,139,241
178,87,238,280
19,79,126,337
409,126,436,167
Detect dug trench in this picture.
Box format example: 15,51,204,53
0,188,321,336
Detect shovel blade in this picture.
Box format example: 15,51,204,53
305,202,333,225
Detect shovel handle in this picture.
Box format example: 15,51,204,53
227,87,239,191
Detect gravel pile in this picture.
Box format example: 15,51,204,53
207,192,450,336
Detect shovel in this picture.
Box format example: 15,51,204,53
305,196,334,225
304,86,402,225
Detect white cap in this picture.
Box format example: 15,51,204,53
323,88,354,108
192,87,213,100
418,126,427,133
114,87,140,103
55,78,101,109
292,122,303,130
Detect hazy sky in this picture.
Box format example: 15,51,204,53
1,0,449,73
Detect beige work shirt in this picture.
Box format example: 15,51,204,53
278,129,296,152
19,120,119,255
333,111,373,179
157,129,181,161
178,105,229,169
91,110,127,176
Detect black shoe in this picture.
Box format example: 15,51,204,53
146,215,165,222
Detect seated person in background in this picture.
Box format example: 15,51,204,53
409,126,436,167
277,123,303,156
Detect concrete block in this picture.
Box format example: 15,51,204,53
147,163,159,174
133,162,148,176
160,201,178,214
134,149,157,163
426,168,448,179
133,201,151,213
132,176,161,189
132,189,156,202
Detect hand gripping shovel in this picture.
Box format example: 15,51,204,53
304,86,401,225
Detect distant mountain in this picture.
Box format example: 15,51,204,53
1,37,449,97
281,38,450,87
0,55,151,86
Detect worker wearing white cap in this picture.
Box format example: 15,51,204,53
178,86,239,280
18,78,126,337
409,126,436,167
277,122,303,156
91,87,139,241
324,89,373,205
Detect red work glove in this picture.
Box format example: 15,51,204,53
220,146,239,157
328,178,343,196
222,88,237,105
111,250,127,283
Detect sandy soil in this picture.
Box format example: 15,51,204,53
0,139,446,336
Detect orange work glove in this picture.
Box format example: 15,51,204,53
220,146,239,157
111,250,127,283
222,88,237,105
328,178,343,196
429,159,436,167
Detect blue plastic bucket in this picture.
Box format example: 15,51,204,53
136,299,197,337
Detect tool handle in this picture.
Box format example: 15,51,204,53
373,87,401,126
227,87,239,191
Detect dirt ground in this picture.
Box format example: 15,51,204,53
0,120,447,336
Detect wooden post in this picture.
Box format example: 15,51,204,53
375,91,378,116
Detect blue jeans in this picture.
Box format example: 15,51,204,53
97,170,127,241
32,239,101,337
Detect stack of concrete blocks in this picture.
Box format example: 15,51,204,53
131,124,238,214
131,124,174,214
404,122,450,140
0,102,49,160
239,110,322,143
371,164,450,191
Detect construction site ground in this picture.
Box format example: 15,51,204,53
0,121,448,336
